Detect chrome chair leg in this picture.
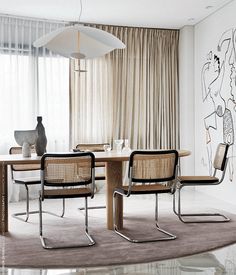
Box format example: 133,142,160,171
79,205,106,210
155,192,158,222
26,184,29,221
84,197,96,245
12,185,65,222
114,192,176,243
154,193,176,241
61,198,65,217
39,196,43,237
78,183,106,212
78,192,106,211
12,184,30,222
39,197,95,249
173,185,230,223
173,189,178,216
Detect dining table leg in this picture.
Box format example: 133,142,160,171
106,161,123,230
0,163,8,234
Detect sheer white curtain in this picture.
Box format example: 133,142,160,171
70,58,113,147
38,56,69,151
0,15,70,201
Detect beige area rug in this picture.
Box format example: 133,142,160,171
2,202,236,268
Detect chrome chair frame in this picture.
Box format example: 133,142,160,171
173,143,230,223
10,146,64,222
114,150,179,243
76,143,109,212
39,152,96,249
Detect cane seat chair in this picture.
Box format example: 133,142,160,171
75,143,110,210
39,152,96,249
114,150,179,243
10,146,64,222
173,143,230,223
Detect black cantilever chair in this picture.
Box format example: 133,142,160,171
10,146,64,222
114,150,179,243
39,152,96,249
173,143,230,223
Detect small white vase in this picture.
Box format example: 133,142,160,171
22,142,31,157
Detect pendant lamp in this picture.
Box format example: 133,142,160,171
33,0,125,59
33,24,125,59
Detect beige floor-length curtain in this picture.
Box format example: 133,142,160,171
70,25,179,150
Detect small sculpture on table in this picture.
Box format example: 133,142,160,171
14,130,38,157
35,116,47,156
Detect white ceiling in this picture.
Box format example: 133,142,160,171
0,0,234,29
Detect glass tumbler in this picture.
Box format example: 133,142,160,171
114,139,124,153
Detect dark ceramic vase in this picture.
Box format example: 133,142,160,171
35,116,47,156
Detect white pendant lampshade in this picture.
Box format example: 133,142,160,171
33,24,125,59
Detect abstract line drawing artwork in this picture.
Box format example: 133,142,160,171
201,28,236,180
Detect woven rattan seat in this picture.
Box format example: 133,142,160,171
115,184,171,195
14,177,41,184
173,143,230,223
114,150,179,243
178,176,219,184
43,188,92,198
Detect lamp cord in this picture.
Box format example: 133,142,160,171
78,0,83,23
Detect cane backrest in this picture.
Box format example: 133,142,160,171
76,143,109,168
76,143,110,152
213,143,229,171
41,152,95,187
129,150,178,183
9,147,40,171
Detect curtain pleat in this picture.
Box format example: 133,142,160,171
70,25,179,150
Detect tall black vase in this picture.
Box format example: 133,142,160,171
35,116,47,156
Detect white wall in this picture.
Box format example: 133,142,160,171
194,0,236,204
179,26,195,176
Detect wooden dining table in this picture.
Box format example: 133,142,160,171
0,149,190,234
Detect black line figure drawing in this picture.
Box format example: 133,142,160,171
201,28,236,180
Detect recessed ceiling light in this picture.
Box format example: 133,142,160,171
205,5,214,9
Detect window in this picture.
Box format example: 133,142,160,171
0,53,69,154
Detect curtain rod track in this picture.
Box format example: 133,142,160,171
0,13,178,31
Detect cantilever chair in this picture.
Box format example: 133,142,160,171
39,152,96,249
173,143,230,223
76,143,110,211
114,150,179,243
10,146,64,222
